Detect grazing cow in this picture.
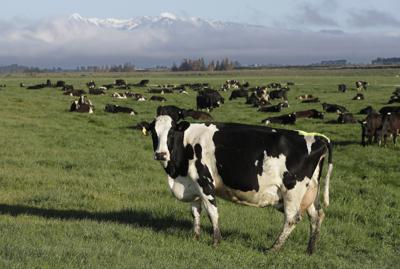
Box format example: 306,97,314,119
295,109,324,119
359,106,375,115
381,112,400,146
70,96,93,114
89,88,106,95
150,96,167,102
322,103,348,113
142,115,333,254
286,81,295,86
182,109,213,121
262,113,296,125
337,84,347,92
352,93,364,100
229,89,249,100
337,113,356,124
379,106,400,116
197,90,224,111
112,92,127,99
156,105,186,122
358,113,383,146
355,81,368,90
258,103,284,113
269,88,289,101
105,104,136,115
301,98,320,103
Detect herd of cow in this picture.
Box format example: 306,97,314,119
19,77,400,254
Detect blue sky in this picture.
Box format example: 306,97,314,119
2,0,400,31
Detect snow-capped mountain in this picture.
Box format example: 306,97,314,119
66,12,260,31
0,12,399,67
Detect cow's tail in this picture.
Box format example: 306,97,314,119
323,139,333,207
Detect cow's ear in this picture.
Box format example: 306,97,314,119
176,121,190,132
140,121,153,136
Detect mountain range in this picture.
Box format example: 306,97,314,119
0,13,398,67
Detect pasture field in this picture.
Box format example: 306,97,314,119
0,68,399,268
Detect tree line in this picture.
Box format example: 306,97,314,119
171,58,240,71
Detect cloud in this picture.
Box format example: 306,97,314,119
348,9,400,28
0,14,399,67
291,4,338,27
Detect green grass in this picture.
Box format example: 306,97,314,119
0,69,399,268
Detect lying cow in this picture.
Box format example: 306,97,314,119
142,115,333,254
337,113,356,124
104,104,136,115
358,113,382,146
379,106,400,116
112,92,127,99
182,109,213,121
388,95,400,104
322,103,348,113
150,96,167,102
229,89,248,100
381,112,400,146
262,113,296,125
63,89,87,96
295,109,324,119
269,88,289,101
352,93,364,100
89,88,106,95
296,94,314,100
301,98,320,103
70,96,93,113
258,103,284,113
355,81,368,90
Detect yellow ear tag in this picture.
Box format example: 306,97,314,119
142,127,147,136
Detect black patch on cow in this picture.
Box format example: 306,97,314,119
211,122,327,191
163,130,189,178
185,144,194,160
194,144,215,200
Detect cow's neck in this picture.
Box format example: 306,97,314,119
164,131,189,178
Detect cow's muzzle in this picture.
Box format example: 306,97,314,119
154,152,167,161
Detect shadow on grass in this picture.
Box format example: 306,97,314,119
0,203,192,232
0,203,253,243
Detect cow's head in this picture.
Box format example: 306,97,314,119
143,115,190,164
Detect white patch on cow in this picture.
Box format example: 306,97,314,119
154,115,173,164
129,111,136,116
304,136,316,154
264,120,271,125
254,160,258,166
168,176,199,202
272,129,277,132
138,97,146,101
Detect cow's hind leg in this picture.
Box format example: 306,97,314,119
191,200,202,240
306,203,325,255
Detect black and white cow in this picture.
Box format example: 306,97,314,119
142,116,333,254
337,84,347,92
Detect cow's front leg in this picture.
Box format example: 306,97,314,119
202,197,221,246
191,200,202,240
